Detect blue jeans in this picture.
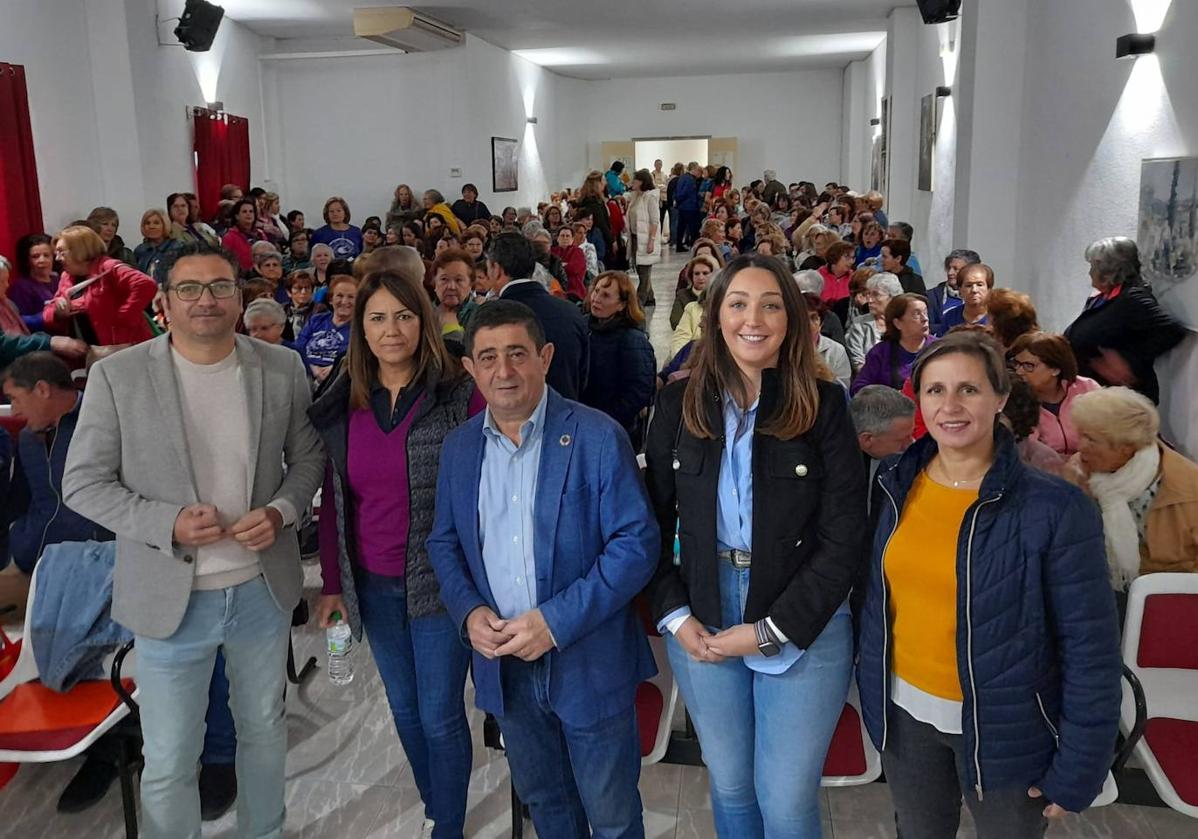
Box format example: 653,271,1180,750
136,575,290,839
666,562,853,839
355,569,471,839
497,657,644,839
201,650,236,765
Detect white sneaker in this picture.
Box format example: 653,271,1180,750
421,817,436,836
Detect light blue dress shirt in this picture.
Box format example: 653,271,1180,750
478,387,549,620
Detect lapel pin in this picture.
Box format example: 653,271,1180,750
559,434,571,446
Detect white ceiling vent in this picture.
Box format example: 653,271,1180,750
352,7,464,52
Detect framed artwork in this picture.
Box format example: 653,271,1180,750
878,97,890,196
917,94,935,192
1139,156,1198,328
491,136,519,193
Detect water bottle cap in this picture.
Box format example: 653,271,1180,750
331,611,343,622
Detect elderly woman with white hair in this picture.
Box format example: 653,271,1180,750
243,297,292,349
845,271,903,373
1067,387,1198,590
1063,236,1186,404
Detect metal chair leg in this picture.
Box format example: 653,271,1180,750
287,636,317,685
118,734,139,839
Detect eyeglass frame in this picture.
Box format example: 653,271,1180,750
166,279,241,301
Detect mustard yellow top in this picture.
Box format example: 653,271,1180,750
885,471,978,701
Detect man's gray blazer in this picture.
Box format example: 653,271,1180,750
62,334,325,639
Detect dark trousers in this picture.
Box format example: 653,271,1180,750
677,209,702,251
497,657,644,839
881,704,1047,839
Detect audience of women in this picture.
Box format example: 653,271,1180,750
311,269,479,839
549,226,587,301
580,271,656,446
167,192,219,247
857,331,1121,839
845,271,902,374
43,226,157,345
386,184,423,230
296,268,356,381
1009,331,1101,456
671,254,717,332
936,262,993,334
450,183,491,227
850,293,934,394
646,253,864,839
1068,387,1198,584
133,208,182,285
817,241,855,321
221,198,265,273
430,248,478,345
86,206,135,266
1064,236,1186,404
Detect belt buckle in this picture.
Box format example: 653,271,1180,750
729,549,752,569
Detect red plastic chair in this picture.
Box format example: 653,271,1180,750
0,561,140,836
1120,572,1198,817
820,682,882,786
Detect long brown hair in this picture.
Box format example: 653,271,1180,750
682,253,820,439
346,270,457,410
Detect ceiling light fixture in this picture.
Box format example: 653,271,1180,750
1116,33,1156,60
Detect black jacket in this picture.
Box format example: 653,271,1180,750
581,314,657,441
499,280,589,400
1063,284,1186,404
644,372,867,647
896,265,926,295
450,198,492,226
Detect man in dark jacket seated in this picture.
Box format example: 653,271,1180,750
0,354,239,819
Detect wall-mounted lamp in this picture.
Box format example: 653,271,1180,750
205,100,224,111
526,116,538,124
935,85,952,98
869,117,881,126
1116,33,1156,59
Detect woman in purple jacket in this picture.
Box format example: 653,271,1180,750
308,268,483,839
850,293,935,394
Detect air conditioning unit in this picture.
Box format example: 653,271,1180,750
353,7,463,52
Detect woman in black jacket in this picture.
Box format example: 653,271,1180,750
580,271,656,448
577,170,613,249
644,253,866,837
1064,236,1186,404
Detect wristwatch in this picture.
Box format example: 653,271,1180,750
755,619,781,657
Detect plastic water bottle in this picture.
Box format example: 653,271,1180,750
326,612,354,686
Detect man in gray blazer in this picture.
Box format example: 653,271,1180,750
63,241,325,839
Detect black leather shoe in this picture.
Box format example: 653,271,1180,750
56,755,117,813
199,763,237,821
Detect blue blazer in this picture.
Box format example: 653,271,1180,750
427,388,659,726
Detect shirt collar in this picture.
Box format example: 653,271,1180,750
483,385,550,449
500,278,541,295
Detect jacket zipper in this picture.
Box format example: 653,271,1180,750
964,493,1002,801
1036,692,1060,744
877,478,901,751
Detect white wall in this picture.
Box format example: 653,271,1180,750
268,36,569,222
635,139,708,173
576,70,844,189
0,0,265,234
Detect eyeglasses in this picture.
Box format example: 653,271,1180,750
1012,360,1039,373
169,280,239,301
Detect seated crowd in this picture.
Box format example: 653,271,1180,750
0,160,1194,839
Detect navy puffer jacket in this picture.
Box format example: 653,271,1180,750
856,428,1121,813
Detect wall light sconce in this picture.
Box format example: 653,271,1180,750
205,100,224,111
869,117,881,126
526,116,538,124
935,86,952,98
1116,33,1156,59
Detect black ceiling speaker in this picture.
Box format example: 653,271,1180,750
174,0,225,52
916,0,961,25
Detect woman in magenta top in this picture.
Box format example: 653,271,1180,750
308,268,483,838
818,241,857,326
220,198,264,274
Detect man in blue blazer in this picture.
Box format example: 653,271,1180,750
428,300,659,839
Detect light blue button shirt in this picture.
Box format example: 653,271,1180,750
716,393,757,552
478,387,549,620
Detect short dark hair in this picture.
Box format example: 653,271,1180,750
463,299,545,358
882,238,911,265
2,351,73,392
15,233,53,277
287,210,305,225
327,259,354,279
610,161,625,173
289,228,309,246
944,248,980,269
486,232,536,281
462,183,479,197
912,330,1011,397
889,221,915,241
166,241,239,286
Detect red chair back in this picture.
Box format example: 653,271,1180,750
1138,593,1198,670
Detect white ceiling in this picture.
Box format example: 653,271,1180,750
217,1,907,79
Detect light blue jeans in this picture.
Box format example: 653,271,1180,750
666,562,852,839
135,575,290,839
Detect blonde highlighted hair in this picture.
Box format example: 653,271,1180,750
1069,386,1159,450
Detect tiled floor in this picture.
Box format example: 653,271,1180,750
3,248,1195,837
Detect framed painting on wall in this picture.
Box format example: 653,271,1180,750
1139,156,1198,329
491,137,519,193
917,94,935,192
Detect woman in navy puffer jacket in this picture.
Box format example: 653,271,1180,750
580,271,656,448
856,331,1121,837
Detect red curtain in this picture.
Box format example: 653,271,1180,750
192,108,250,221
0,63,44,263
